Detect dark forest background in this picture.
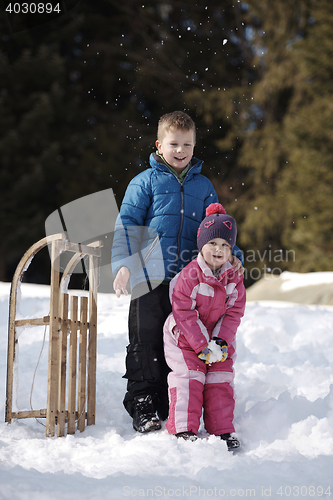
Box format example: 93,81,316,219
1,0,332,288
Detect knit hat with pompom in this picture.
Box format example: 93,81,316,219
197,203,237,251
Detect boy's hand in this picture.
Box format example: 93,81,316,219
113,267,130,297
229,255,244,276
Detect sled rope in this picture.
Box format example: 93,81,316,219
30,320,49,428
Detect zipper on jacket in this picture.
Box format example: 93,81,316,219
165,165,194,280
175,184,185,269
173,168,192,276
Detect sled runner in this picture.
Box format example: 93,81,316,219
5,234,102,437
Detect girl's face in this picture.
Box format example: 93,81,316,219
156,128,195,173
201,238,231,271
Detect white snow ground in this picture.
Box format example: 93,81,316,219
0,277,333,500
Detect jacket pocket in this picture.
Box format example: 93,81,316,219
123,343,162,382
177,334,194,351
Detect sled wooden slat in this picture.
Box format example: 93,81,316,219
87,254,98,426
57,293,69,437
67,295,78,435
12,409,47,419
5,234,102,437
15,316,50,327
11,410,88,420
46,239,62,437
63,241,102,257
77,296,88,433
14,317,88,329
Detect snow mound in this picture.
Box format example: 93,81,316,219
0,281,332,499
246,271,333,305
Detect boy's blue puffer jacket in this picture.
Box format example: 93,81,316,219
111,153,242,291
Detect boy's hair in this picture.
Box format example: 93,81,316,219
157,111,196,142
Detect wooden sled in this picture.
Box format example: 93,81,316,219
5,234,102,437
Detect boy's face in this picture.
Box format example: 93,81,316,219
156,128,195,173
201,238,231,271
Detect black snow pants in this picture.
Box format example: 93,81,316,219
123,283,172,421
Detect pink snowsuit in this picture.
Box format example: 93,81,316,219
163,252,246,435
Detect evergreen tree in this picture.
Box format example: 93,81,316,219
193,0,333,280
279,0,333,271
1,0,250,282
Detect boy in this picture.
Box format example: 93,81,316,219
163,203,246,451
112,111,243,433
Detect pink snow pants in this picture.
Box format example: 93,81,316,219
163,315,236,436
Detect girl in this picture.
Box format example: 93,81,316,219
163,203,246,451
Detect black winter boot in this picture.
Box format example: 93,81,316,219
220,433,241,452
132,395,161,433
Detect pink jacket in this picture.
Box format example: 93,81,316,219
169,252,246,353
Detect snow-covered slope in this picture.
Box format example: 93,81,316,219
246,271,333,305
0,280,332,499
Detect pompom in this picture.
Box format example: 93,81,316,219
205,203,226,216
